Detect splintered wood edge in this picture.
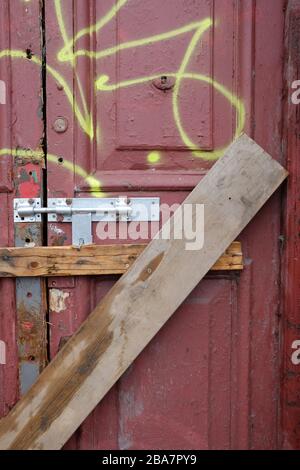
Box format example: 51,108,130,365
0,242,243,277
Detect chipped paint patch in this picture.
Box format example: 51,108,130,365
49,289,70,313
49,224,65,236
25,241,36,248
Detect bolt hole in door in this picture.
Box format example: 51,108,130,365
58,157,64,164
25,48,33,59
152,75,175,91
25,238,31,243
27,292,32,298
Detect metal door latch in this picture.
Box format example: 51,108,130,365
14,197,160,246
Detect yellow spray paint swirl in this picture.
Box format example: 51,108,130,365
0,148,102,196
2,1,246,197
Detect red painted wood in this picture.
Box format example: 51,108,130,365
282,0,300,450
44,0,287,450
0,0,44,414
0,0,291,450
246,0,285,449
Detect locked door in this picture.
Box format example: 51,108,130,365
43,0,285,449
0,0,287,449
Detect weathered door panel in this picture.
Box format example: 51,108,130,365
0,0,286,449
61,278,236,450
282,0,300,450
45,0,246,194
0,0,284,449
0,0,46,412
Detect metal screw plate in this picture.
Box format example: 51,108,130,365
14,198,42,223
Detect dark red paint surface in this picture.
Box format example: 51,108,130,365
282,0,300,450
45,0,286,449
0,0,297,449
0,0,44,413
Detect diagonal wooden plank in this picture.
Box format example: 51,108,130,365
0,241,243,277
0,135,287,450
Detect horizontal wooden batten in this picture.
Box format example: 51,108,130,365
0,242,243,277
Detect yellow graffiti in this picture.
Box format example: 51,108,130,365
53,3,244,161
59,21,213,62
1,0,246,193
57,0,129,62
54,0,70,50
0,148,102,196
54,0,93,138
0,50,94,139
0,148,43,160
147,152,161,164
171,17,244,159
96,72,245,161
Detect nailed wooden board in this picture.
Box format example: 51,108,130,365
0,135,287,450
0,241,243,277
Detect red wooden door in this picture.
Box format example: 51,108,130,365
44,0,285,449
0,0,290,450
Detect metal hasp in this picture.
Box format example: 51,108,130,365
14,197,160,246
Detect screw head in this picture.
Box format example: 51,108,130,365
53,117,68,133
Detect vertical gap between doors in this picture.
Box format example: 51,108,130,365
40,0,51,364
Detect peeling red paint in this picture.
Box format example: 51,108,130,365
21,322,34,332
282,0,300,450
0,0,294,450
15,164,42,199
46,0,286,451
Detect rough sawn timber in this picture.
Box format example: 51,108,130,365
0,135,288,450
0,241,243,277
